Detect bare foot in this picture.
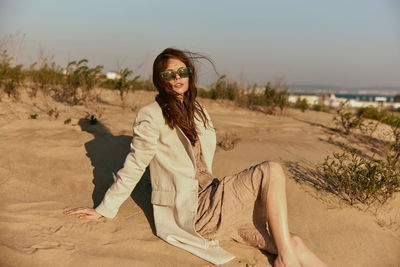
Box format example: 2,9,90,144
274,254,301,267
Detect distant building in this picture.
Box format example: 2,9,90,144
288,95,321,105
106,71,121,80
288,93,400,109
375,96,387,103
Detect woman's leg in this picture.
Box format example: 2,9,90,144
262,162,327,267
289,233,329,267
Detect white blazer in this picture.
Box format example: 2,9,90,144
95,101,235,265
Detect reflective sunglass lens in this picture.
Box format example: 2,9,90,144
178,68,190,78
161,71,175,80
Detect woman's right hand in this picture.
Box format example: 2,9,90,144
64,207,104,221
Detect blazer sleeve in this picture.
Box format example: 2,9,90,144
95,106,160,218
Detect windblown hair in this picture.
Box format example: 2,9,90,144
153,48,214,146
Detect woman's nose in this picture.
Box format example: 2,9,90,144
174,73,182,80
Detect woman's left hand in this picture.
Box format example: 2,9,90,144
64,207,104,221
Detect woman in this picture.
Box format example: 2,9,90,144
65,48,327,266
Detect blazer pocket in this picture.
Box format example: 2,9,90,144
151,190,176,206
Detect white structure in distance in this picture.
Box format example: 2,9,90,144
288,94,400,109
106,71,122,80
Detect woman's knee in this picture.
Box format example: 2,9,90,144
265,161,285,181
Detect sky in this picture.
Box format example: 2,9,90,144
0,0,399,88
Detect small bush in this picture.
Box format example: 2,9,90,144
101,68,140,108
262,81,289,114
357,105,400,127
321,147,400,205
295,98,308,112
312,104,330,112
0,49,24,100
29,113,38,119
357,106,388,121
236,81,289,115
208,75,237,101
197,87,212,98
47,108,59,119
312,104,322,112
26,57,64,97
322,118,400,206
55,59,103,105
390,118,400,161
358,120,379,137
199,75,291,115
333,100,363,135
64,118,71,125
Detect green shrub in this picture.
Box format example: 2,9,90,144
312,104,329,112
101,68,140,108
239,81,289,114
321,147,400,205
333,100,363,135
295,98,308,112
29,113,38,119
322,117,400,206
26,57,64,97
197,78,289,115
47,108,59,119
208,75,237,100
0,49,24,100
312,104,322,111
197,87,211,98
265,82,289,114
357,105,400,127
358,120,379,137
54,59,103,105
391,118,400,161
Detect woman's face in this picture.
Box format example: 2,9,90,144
164,58,189,97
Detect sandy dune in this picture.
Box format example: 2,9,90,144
0,89,399,266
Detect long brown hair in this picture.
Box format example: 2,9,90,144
153,48,213,146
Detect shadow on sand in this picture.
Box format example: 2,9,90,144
78,118,155,234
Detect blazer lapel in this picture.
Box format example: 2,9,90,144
175,117,208,172
176,126,196,169
195,119,213,173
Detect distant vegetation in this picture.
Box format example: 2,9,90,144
357,105,400,127
0,48,152,105
294,98,309,112
333,100,364,135
0,49,24,100
198,76,290,115
101,68,140,109
333,100,400,136
1,44,294,115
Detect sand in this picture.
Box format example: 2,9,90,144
0,89,399,267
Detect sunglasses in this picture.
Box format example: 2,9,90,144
160,67,192,81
